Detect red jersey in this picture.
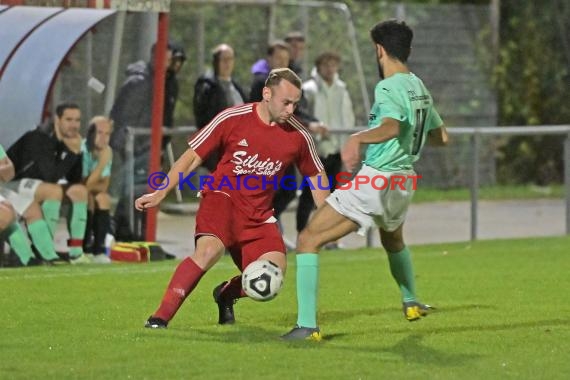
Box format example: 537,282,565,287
188,103,324,222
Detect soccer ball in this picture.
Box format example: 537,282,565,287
242,260,284,302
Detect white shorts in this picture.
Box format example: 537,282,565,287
326,165,416,235
1,178,42,216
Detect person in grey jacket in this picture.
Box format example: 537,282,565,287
296,51,355,239
109,42,181,241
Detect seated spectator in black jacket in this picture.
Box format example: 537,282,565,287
7,102,90,263
193,43,247,171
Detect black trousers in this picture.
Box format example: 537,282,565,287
296,153,342,232
272,165,297,219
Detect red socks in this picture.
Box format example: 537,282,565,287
153,258,205,321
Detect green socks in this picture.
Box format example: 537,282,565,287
28,220,59,261
295,253,319,328
7,223,33,265
68,201,87,257
41,200,61,236
387,246,416,302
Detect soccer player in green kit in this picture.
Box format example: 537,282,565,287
283,19,449,341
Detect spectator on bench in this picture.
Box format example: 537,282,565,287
81,116,114,264
0,144,61,265
7,102,91,264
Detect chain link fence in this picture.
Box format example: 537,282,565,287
46,1,496,190
2,0,569,249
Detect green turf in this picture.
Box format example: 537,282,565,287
1,236,569,379
413,184,565,203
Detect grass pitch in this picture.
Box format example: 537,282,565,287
1,236,569,379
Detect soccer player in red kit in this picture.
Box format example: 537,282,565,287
136,68,330,328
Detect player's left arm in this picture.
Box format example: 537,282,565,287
428,124,449,146
426,107,448,146
306,172,330,208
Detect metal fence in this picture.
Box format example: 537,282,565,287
124,124,570,247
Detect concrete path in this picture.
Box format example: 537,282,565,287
155,199,567,258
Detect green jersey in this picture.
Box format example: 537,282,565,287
364,73,443,172
81,140,112,179
0,144,6,160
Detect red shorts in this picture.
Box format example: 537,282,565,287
195,191,286,271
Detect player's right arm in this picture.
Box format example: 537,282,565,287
306,172,330,208
342,117,400,172
428,124,449,146
135,148,203,210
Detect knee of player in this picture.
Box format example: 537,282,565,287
22,202,43,222
258,252,287,275
297,229,323,252
94,192,111,209
37,182,64,202
193,244,225,269
380,236,405,253
66,184,88,202
0,203,16,230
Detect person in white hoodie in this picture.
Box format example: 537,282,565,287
297,51,355,244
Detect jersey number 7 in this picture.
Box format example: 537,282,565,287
411,108,427,155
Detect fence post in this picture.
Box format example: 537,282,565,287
564,133,570,235
470,131,480,241
366,227,373,248
126,128,135,235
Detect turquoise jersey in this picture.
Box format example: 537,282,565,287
364,73,443,172
81,140,112,178
0,144,6,160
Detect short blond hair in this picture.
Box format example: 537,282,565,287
89,116,113,130
264,68,302,90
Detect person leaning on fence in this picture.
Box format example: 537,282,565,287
81,116,114,264
284,31,306,79
138,68,330,329
109,41,185,241
0,144,62,266
163,42,186,149
193,43,247,171
297,51,356,248
6,102,91,264
250,40,328,249
283,19,449,341
250,40,292,102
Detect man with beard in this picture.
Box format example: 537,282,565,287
282,19,449,341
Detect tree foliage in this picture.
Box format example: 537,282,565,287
166,0,569,184
493,0,570,184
